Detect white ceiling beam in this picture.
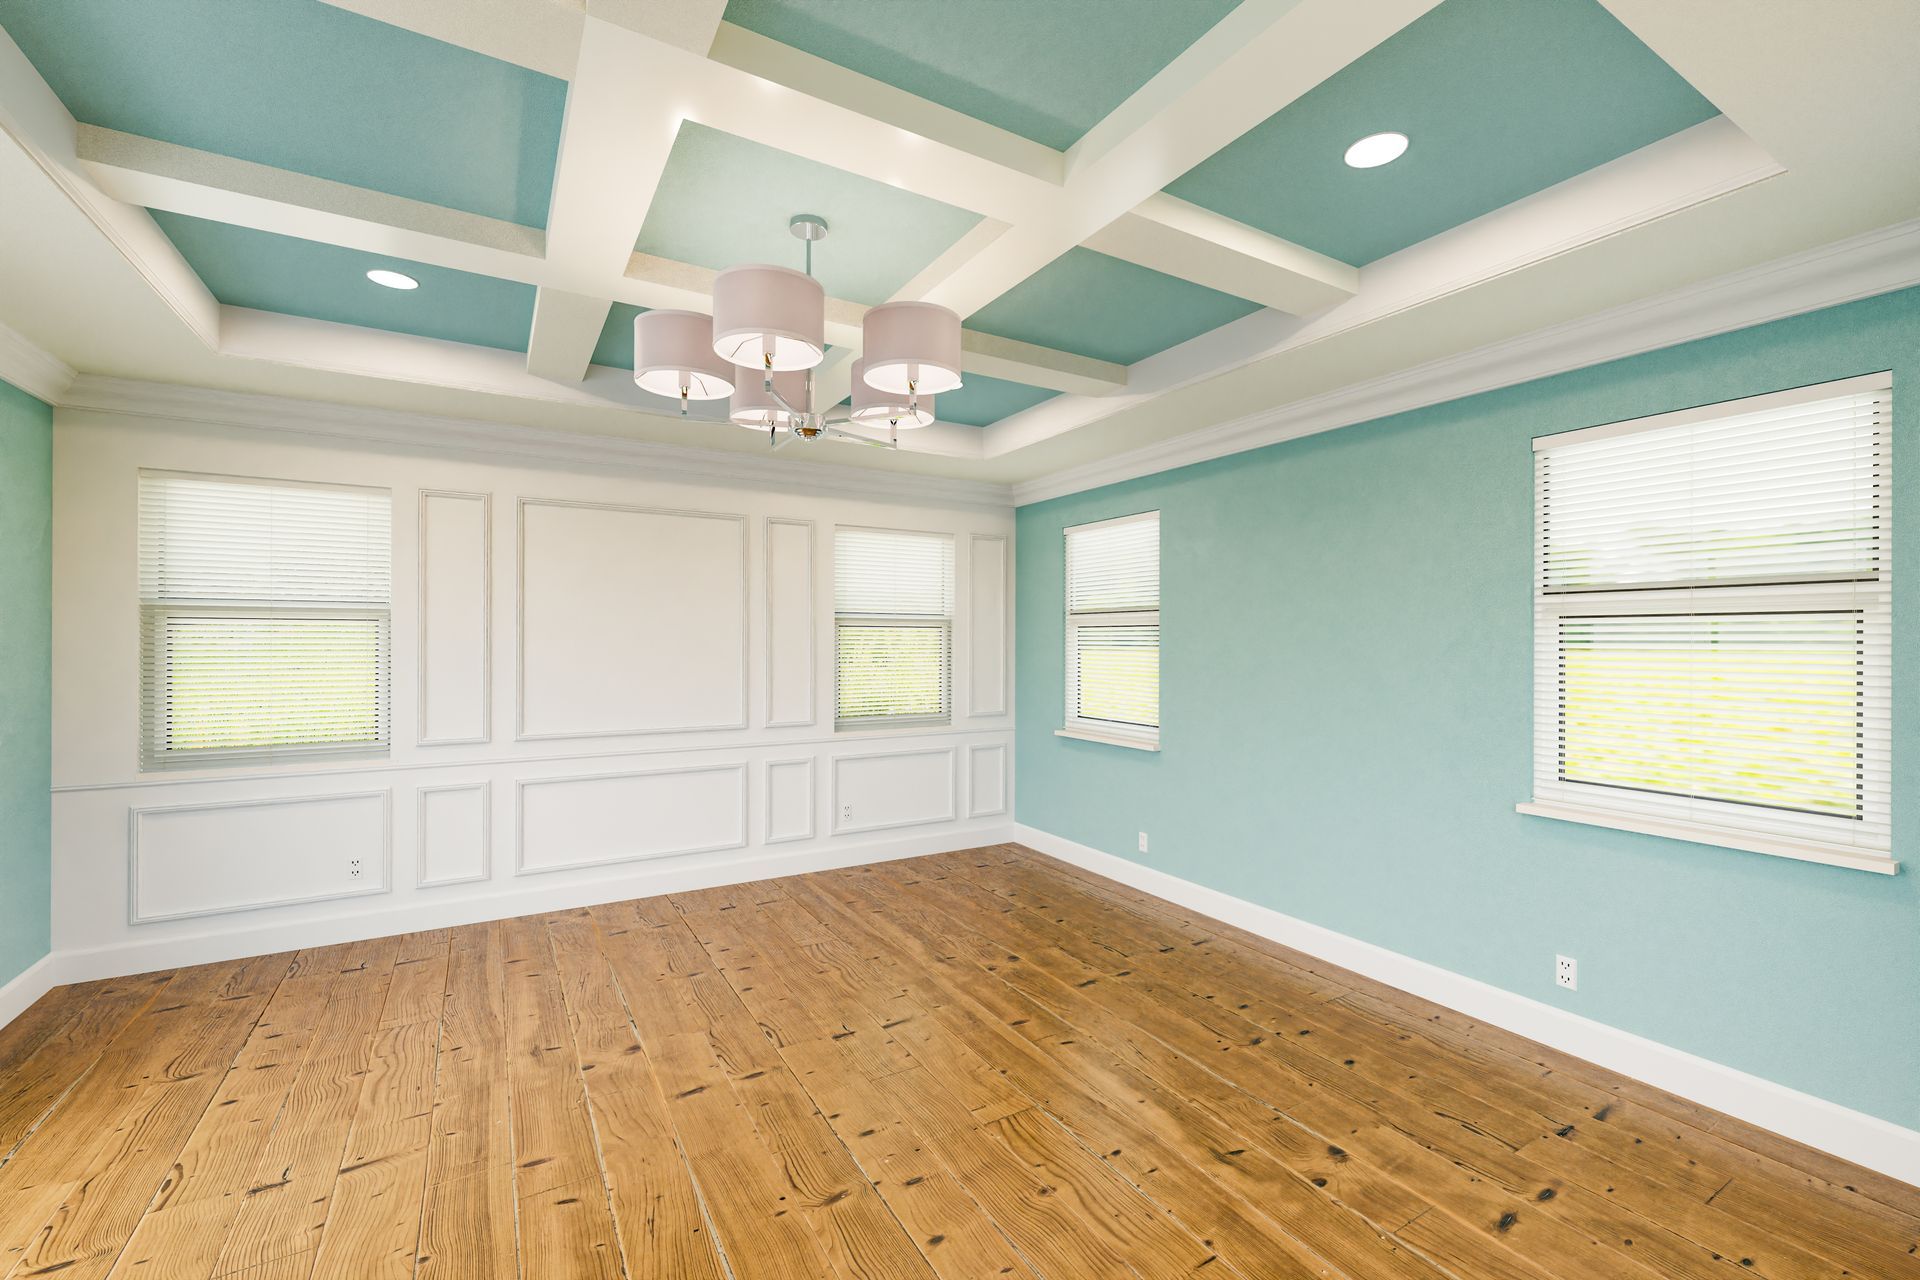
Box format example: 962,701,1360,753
527,289,612,382
918,0,1438,319
0,34,219,348
1086,195,1358,315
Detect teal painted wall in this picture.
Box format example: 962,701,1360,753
1015,286,1920,1129
0,378,52,989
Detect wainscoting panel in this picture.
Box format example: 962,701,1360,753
518,499,747,740
417,490,491,745
764,517,815,727
968,742,1008,818
764,756,816,844
832,747,957,835
516,763,748,874
969,533,1009,717
130,791,392,923
417,781,491,887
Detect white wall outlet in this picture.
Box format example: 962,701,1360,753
841,803,854,822
1138,832,1149,854
1555,955,1577,991
348,856,363,880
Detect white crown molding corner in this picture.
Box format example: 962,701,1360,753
56,375,1017,512
1010,823,1920,1188
0,320,76,405
0,951,60,1035
1012,216,1920,505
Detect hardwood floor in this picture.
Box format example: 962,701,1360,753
2,845,1915,1279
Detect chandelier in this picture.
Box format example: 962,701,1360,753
632,214,963,448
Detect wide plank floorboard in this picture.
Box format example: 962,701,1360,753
0,845,1913,1278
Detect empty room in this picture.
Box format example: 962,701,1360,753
2,0,1918,1276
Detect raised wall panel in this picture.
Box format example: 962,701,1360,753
831,747,956,836
518,499,747,740
130,791,391,923
968,742,1008,818
418,490,492,745
417,782,491,887
764,756,815,844
969,533,1008,717
516,763,747,874
764,517,815,727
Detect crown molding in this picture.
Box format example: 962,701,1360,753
1013,216,1920,505
0,319,75,405
57,376,1016,511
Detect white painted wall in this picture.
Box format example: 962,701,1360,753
51,399,1015,980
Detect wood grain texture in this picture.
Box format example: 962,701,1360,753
1,845,1913,1278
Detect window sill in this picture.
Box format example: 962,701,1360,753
1515,800,1898,876
1055,726,1159,753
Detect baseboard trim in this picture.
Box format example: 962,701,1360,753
47,826,1014,989
0,952,60,1032
1011,823,1920,1189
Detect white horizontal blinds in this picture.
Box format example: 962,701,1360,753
1066,512,1160,737
1532,374,1891,857
834,527,954,726
139,472,393,769
1539,386,1888,592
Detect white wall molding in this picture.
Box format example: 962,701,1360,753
1012,824,1920,1188
58,376,1016,511
416,489,493,747
129,790,394,924
0,318,74,404
832,746,959,836
1013,215,1920,505
966,741,1009,818
44,824,1014,988
0,953,59,1035
763,516,817,729
416,780,492,888
513,762,750,875
967,533,1010,717
763,755,816,845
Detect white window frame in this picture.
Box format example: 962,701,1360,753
1059,510,1160,752
138,470,393,772
1518,373,1895,875
832,526,954,732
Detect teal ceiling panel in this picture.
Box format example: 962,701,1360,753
151,211,536,351
936,373,1058,427
724,0,1237,152
1165,0,1718,266
635,124,981,306
593,303,648,370
0,0,566,227
967,248,1261,366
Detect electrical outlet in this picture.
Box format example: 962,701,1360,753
1556,955,1577,991
1138,832,1149,854
841,803,854,822
348,857,363,880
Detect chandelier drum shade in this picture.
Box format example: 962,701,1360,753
631,310,734,404
632,214,963,450
849,356,934,428
730,368,812,431
860,301,964,396
710,264,825,371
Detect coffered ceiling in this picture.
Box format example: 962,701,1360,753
0,0,1916,495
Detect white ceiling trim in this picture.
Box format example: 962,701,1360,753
0,318,76,404
58,374,1016,512
1012,214,1920,505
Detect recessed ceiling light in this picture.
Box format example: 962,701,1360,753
365,268,419,290
1344,131,1409,169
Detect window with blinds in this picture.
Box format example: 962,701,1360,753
834,527,954,727
1064,511,1160,748
1525,373,1892,869
139,471,393,770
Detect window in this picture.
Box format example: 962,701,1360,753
139,471,393,769
1522,373,1892,872
834,527,954,728
1062,511,1160,750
